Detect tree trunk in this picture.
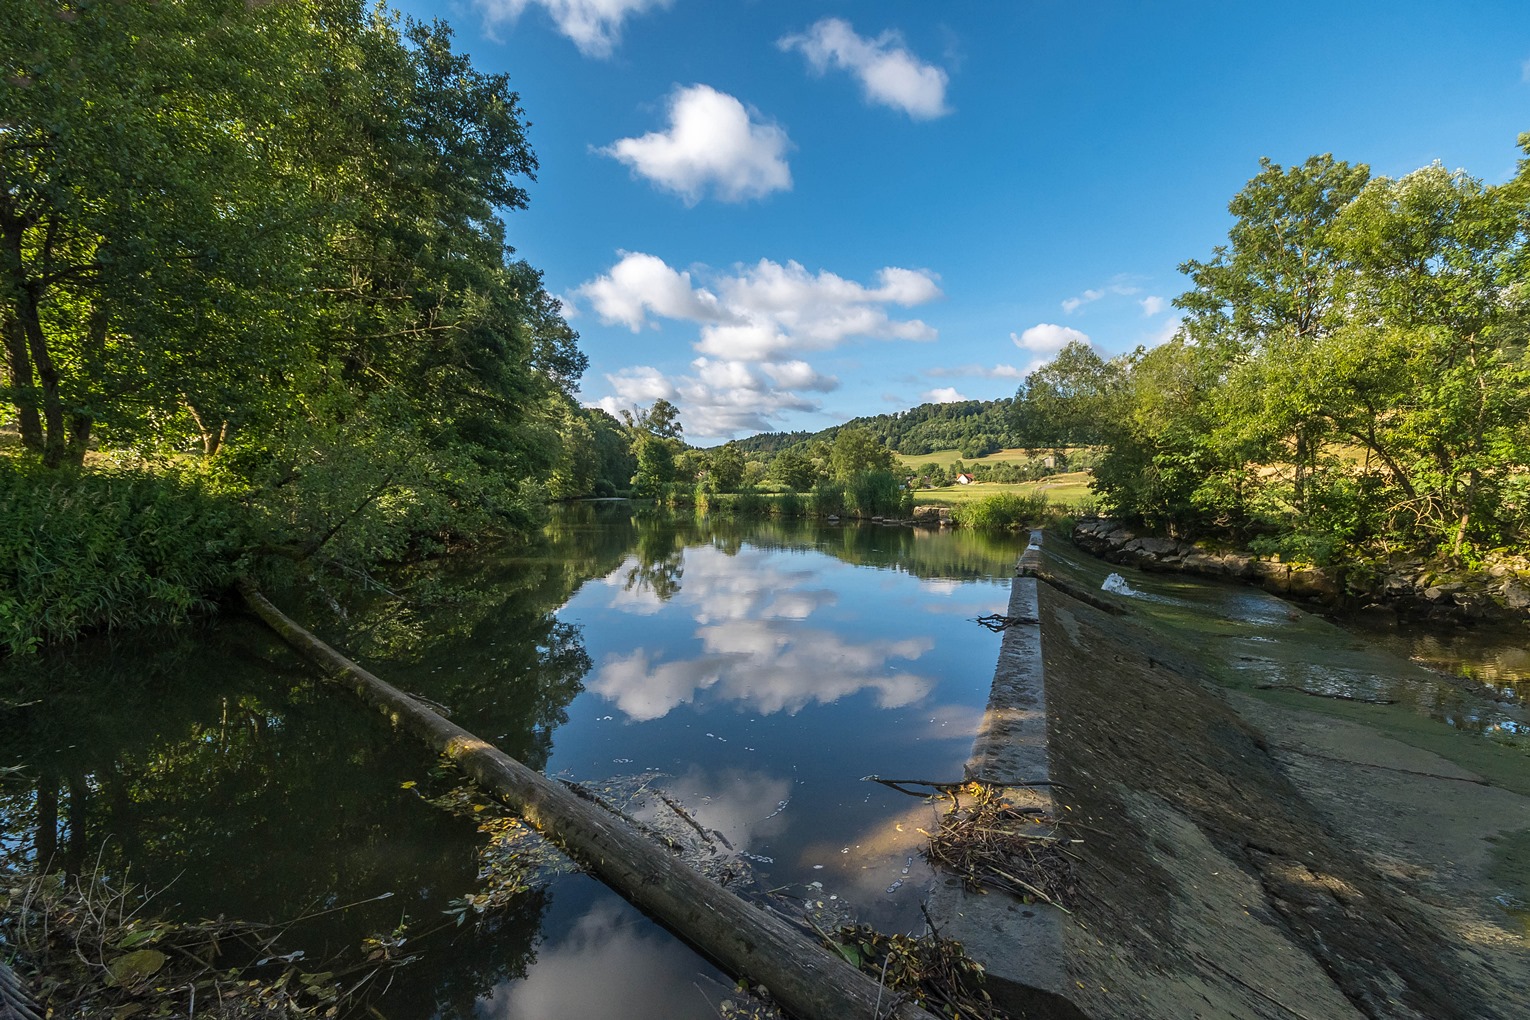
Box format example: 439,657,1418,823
2,312,43,451
16,289,65,468
239,582,941,1020
185,400,228,457
1450,469,1479,561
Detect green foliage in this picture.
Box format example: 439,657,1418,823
707,443,746,493
1029,141,1530,560
950,493,1050,532
0,2,606,651
809,477,847,517
845,469,912,518
0,460,241,655
830,426,896,479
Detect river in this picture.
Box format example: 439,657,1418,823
2,505,1526,1018
0,504,1031,1018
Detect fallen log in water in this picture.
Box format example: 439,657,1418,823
238,582,940,1020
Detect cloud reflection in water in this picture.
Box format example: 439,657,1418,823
590,545,937,720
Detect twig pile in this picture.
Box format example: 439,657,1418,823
926,782,1078,912
0,869,400,1019
822,924,999,1020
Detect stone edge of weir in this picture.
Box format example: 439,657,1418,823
924,530,1091,1020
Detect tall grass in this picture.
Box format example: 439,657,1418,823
948,492,1050,532
0,459,242,655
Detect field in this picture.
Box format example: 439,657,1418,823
896,447,1074,470
911,471,1097,508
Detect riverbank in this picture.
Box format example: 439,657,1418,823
940,534,1530,1019
1071,517,1530,628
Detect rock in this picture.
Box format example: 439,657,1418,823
1502,580,1530,611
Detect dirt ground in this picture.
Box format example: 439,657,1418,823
1039,583,1530,1020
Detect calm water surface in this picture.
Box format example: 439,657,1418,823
0,506,1028,1019
9,511,1523,1017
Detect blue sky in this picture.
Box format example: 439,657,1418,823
394,0,1530,446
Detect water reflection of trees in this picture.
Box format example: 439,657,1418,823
0,511,638,1019
624,513,685,602
577,505,1026,590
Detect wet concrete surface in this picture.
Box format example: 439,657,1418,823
944,536,1530,1019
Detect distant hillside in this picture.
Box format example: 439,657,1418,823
727,431,813,454
836,397,1018,455
747,397,1023,457
719,396,1057,460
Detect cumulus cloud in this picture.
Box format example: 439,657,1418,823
578,251,724,330
1012,323,1090,355
779,18,950,119
577,252,939,441
476,0,670,58
593,358,832,443
577,252,940,359
760,359,838,391
923,386,965,403
600,85,791,203
1140,295,1168,316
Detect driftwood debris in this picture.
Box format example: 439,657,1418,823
239,582,940,1020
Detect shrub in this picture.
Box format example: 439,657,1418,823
0,459,244,655
845,469,911,518
809,478,846,517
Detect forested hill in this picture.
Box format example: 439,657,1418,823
737,397,1023,457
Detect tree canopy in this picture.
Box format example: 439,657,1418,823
1010,142,1530,561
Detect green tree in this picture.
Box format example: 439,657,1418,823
1,0,324,466
829,426,894,479
707,443,746,493
768,447,819,491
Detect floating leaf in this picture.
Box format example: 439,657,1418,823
106,948,167,987
400,780,417,789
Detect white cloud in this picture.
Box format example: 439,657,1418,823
1061,279,1141,314
577,252,939,441
779,18,950,119
578,251,725,331
926,363,1025,380
1140,295,1168,316
702,260,939,359
600,85,791,204
1061,288,1104,314
760,359,838,391
577,252,940,359
1149,316,1184,347
1012,323,1089,355
476,0,670,58
923,387,965,403
594,358,833,443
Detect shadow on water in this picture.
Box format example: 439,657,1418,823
0,505,1033,1019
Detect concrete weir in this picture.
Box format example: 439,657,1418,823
929,531,1530,1020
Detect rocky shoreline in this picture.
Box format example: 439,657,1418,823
1071,517,1530,627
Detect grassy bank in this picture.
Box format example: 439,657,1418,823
911,472,1097,509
